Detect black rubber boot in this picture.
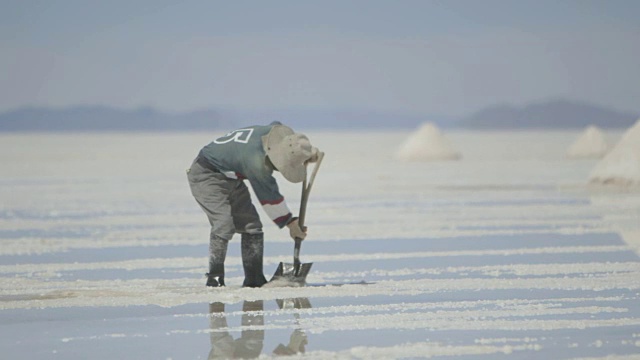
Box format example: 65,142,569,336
206,273,225,287
241,233,268,288
206,236,228,287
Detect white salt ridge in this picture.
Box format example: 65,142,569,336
240,342,540,359
572,356,640,360
0,222,612,256
342,343,541,359
317,261,640,280
2,271,639,310
0,227,602,254
590,119,640,185
475,337,540,345
180,304,630,334
0,246,631,275
180,307,635,333
174,296,624,319
396,122,461,161
298,315,640,334
566,126,609,159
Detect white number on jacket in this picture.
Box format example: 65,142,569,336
213,128,254,144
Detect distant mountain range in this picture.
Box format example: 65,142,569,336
0,99,637,131
459,99,638,129
0,106,451,131
227,108,451,130
0,106,234,132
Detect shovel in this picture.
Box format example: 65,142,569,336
270,152,325,285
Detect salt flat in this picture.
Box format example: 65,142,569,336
1,130,640,359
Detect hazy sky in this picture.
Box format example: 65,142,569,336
1,0,639,116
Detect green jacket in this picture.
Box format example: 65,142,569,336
199,122,293,228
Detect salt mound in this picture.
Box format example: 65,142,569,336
589,119,640,186
566,125,608,159
396,123,461,161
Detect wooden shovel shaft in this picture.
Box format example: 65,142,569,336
293,152,325,268
298,154,323,227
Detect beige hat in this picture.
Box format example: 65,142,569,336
262,125,314,183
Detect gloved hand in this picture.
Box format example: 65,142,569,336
306,147,320,163
287,217,307,241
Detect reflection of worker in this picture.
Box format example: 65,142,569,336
273,298,312,356
208,301,264,359
187,122,319,287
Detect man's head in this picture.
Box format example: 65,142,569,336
262,124,316,183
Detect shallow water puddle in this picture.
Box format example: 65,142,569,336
2,289,640,359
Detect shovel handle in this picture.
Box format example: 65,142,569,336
293,152,325,268
298,151,324,227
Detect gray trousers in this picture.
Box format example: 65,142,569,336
187,160,263,271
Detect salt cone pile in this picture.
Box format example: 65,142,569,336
589,119,640,186
566,125,608,159
396,123,461,161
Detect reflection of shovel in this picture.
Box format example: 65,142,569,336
270,152,325,285
273,298,312,355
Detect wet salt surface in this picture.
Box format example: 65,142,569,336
2,291,640,359
2,131,640,359
6,259,640,360
0,232,627,266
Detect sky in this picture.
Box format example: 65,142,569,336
1,0,639,117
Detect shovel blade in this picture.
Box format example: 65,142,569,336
270,262,313,285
